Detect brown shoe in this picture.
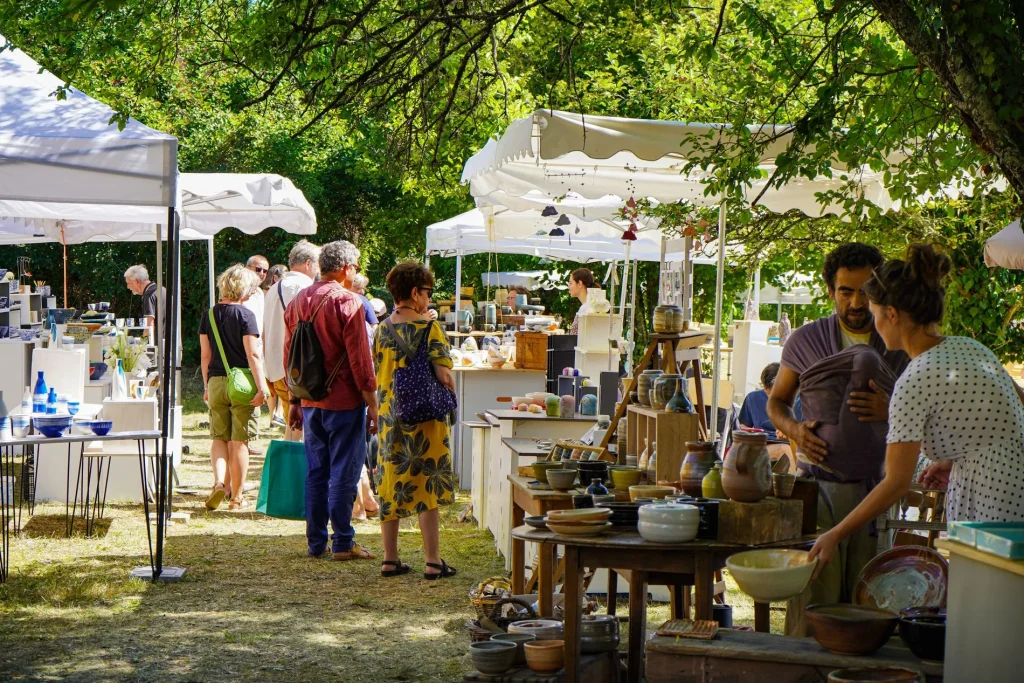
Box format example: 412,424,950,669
332,543,375,561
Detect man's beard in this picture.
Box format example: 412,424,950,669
839,307,872,332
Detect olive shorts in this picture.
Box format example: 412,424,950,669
208,375,258,443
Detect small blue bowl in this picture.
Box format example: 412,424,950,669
67,401,80,416
87,421,112,436
89,363,108,380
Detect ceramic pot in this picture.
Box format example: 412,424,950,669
804,604,898,656
665,377,695,413
547,469,577,491
645,441,658,484
524,640,565,673
580,614,620,653
545,395,561,417
616,417,628,464
470,640,518,675
693,498,720,539
490,633,535,665
898,607,946,662
508,619,564,641
651,374,680,410
773,472,796,499
652,304,686,334
679,441,716,497
579,394,598,415
702,462,727,500
827,669,920,683
636,370,663,407
722,430,772,502
560,395,576,417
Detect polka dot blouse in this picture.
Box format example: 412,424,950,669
888,336,1024,522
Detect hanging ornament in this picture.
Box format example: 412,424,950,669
627,196,637,209
541,205,558,217
534,229,547,236
621,230,637,241
555,214,571,226
549,227,566,237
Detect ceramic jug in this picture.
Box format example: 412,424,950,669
680,441,716,497
721,430,772,502
636,369,663,407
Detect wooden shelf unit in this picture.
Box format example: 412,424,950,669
626,404,699,483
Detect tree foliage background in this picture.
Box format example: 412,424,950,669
0,0,1021,363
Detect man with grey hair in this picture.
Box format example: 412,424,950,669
124,264,165,343
284,239,377,561
264,240,320,439
242,255,269,336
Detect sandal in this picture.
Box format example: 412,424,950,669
332,542,375,561
227,498,249,511
205,484,227,510
424,560,457,580
381,559,412,577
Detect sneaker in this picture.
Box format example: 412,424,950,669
332,543,376,561
271,415,286,429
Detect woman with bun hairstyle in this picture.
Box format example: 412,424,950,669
809,244,1024,570
568,267,597,334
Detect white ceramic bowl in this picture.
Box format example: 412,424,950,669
726,549,817,602
508,619,564,641
638,518,699,543
638,502,698,524
525,392,555,406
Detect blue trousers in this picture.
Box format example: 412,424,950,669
302,405,367,554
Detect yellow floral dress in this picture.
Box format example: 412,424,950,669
373,320,456,521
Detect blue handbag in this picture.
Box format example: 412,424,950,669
384,319,457,424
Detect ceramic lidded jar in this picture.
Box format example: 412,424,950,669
545,395,561,417
721,430,772,502
636,369,662,407
559,395,576,417
579,394,598,416
652,304,672,333
679,441,716,497
651,374,682,411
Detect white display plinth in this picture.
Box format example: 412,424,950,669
731,320,777,402
31,347,87,404
576,314,622,352
0,341,32,412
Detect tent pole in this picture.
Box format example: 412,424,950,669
754,266,761,317
155,223,163,371
682,236,692,321
711,203,727,445
207,237,215,308
454,251,462,322
628,244,638,374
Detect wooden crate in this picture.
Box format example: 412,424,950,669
514,331,548,370
717,498,803,545
501,313,526,329
626,404,699,484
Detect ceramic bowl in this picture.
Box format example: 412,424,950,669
82,420,113,436
628,485,676,501
592,494,616,505
638,519,699,543
524,639,565,673
854,546,948,613
610,467,642,490
508,619,563,641
526,392,555,406
490,632,535,665
524,515,548,530
805,603,898,656
773,473,796,499
556,459,579,471
639,502,699,524
531,461,562,484
546,521,612,536
469,640,518,675
826,668,921,682
33,416,72,438
898,607,946,662
546,469,577,491
726,549,817,602
511,396,530,407
547,508,611,523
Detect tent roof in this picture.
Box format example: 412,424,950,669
984,220,1024,270
0,36,177,210
462,110,989,218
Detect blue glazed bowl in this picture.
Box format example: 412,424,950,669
89,363,108,380
88,421,113,436
67,401,80,416
33,416,72,438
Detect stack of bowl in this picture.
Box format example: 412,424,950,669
608,466,642,491
546,508,612,536
580,614,620,653
596,501,647,527
637,503,700,543
577,460,610,489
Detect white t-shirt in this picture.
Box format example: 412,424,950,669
887,336,1024,521
242,286,265,337
263,271,313,382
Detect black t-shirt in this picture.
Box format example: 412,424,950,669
199,303,260,377
141,282,165,339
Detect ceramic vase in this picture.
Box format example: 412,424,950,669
113,359,128,400
651,374,680,410
721,430,772,502
616,417,628,465
559,395,576,417
702,462,727,499
579,394,598,416
665,377,695,413
679,441,716,497
636,370,662,407
653,304,686,334
645,441,658,486
545,395,561,417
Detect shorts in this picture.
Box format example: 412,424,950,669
208,375,259,443
270,378,291,402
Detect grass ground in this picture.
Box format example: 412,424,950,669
1,373,781,682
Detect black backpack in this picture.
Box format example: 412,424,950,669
286,289,347,401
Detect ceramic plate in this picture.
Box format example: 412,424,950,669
854,546,948,613
524,515,548,529
547,508,611,521
546,521,612,537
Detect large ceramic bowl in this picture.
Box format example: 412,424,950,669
726,549,817,602
546,469,577,491
854,546,948,613
32,416,73,438
638,519,699,543
548,508,611,523
525,392,555,406
610,467,642,490
524,639,564,673
531,461,562,484
508,619,563,641
805,604,898,656
898,607,946,662
639,502,699,524
469,640,518,675
490,632,535,665
511,396,530,407
628,485,675,501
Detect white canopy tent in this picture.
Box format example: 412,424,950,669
984,220,1024,270
461,110,999,441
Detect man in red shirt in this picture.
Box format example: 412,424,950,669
284,240,378,561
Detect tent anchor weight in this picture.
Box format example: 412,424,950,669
129,566,186,583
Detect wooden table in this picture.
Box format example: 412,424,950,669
511,525,816,683
503,438,552,459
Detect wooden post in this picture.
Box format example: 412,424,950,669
563,546,584,683
628,570,649,683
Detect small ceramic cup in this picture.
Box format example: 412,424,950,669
773,473,796,499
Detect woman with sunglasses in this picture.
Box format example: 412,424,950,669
809,244,1024,571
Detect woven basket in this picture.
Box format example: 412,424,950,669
466,597,538,642
469,577,513,620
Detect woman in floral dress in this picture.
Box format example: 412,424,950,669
373,261,457,580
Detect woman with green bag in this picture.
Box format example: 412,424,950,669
200,264,270,510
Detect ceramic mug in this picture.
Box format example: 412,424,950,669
127,318,136,327
115,318,125,327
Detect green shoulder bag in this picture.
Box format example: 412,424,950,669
208,308,258,403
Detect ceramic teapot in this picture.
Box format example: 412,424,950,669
721,430,772,502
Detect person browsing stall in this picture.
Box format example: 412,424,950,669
568,268,596,334
809,245,1024,570
124,265,165,342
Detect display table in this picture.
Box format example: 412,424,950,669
463,651,619,682
644,628,941,683
937,538,1023,682
452,365,546,490
511,525,816,683
483,410,596,566
508,474,576,616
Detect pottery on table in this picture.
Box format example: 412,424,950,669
827,668,920,683
652,304,686,334
572,494,595,509
804,604,899,656
524,639,564,673
511,396,530,407
577,460,609,487
508,619,563,641
490,632,535,665
637,503,699,543
898,607,946,662
773,472,796,498
628,485,675,501
722,430,772,502
531,461,562,484
579,393,598,416
580,614,620,653
545,395,561,417
546,520,611,536
524,515,549,529
726,549,817,602
665,376,695,413
701,463,726,500
636,369,663,407
592,494,616,505
610,467,642,490
853,546,948,614
679,441,716,497
470,640,518,675
645,441,659,484
651,374,681,410
559,395,576,417
548,508,612,523
546,469,577,491
526,391,555,406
